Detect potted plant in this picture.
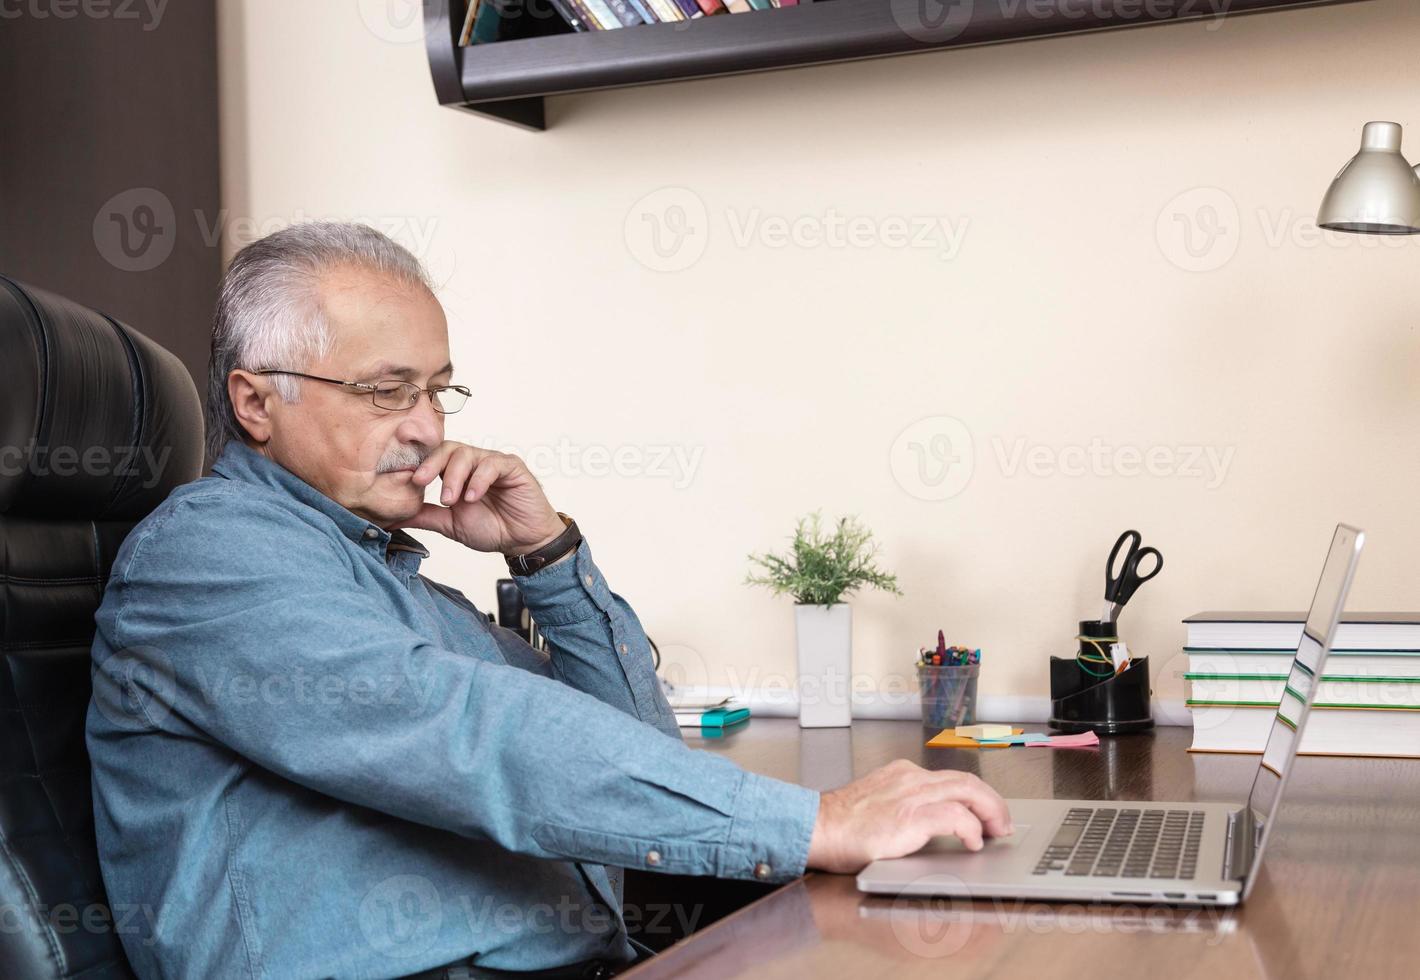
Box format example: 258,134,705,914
747,513,902,728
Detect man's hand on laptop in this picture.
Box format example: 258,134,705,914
806,760,1013,873
400,441,565,555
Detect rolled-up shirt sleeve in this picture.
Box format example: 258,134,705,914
95,493,818,883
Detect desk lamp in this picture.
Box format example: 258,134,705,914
1318,121,1420,234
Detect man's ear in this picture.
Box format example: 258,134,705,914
228,370,275,444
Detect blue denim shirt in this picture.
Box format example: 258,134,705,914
87,440,819,979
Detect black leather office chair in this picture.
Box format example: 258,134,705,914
0,275,204,979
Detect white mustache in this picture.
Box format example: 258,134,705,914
375,445,430,474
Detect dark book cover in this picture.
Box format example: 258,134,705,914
548,0,593,30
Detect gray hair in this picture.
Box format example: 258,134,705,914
205,221,432,466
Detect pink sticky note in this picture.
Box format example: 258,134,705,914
1027,731,1101,748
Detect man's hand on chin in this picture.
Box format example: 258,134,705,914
394,441,566,557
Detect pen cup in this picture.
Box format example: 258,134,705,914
917,663,980,732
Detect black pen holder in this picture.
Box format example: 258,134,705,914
1048,620,1154,735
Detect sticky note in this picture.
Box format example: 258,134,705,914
927,727,1023,748
979,733,1051,745
955,724,1013,740
1026,731,1101,748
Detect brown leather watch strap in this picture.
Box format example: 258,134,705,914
505,513,581,576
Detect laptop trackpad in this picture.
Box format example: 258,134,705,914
919,826,1032,853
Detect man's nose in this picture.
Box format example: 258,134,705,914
394,391,444,446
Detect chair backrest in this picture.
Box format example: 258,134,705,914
0,275,203,979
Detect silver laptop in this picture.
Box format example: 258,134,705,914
857,523,1364,907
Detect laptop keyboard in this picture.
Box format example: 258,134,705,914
1032,807,1205,879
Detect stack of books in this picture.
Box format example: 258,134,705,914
460,0,807,42
1183,612,1420,757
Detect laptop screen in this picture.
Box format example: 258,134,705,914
1244,525,1364,843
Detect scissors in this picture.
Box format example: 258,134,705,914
1103,529,1163,623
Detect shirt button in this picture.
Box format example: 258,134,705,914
583,574,594,587
362,527,379,541
645,849,662,867
753,862,772,880
619,643,628,656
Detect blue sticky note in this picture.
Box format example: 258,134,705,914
979,733,1051,746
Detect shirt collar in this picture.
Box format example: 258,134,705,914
211,440,430,561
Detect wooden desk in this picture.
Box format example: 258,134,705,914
622,720,1420,980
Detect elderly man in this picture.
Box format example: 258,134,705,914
87,222,1011,980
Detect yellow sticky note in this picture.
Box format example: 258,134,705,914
955,724,1013,740
927,727,1023,748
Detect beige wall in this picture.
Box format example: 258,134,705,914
217,0,1420,715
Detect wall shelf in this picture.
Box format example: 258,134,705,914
423,0,1368,130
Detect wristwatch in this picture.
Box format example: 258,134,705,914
506,513,581,576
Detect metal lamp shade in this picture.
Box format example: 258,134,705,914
1317,121,1420,235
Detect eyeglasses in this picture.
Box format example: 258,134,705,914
255,370,471,414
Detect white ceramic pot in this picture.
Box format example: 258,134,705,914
794,603,853,728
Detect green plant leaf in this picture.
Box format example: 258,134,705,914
745,511,903,606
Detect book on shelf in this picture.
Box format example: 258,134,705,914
465,0,803,37
645,0,686,21
550,0,595,31
461,0,593,42
577,0,621,29
471,0,503,44
603,0,648,25
626,0,658,22
459,0,480,44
